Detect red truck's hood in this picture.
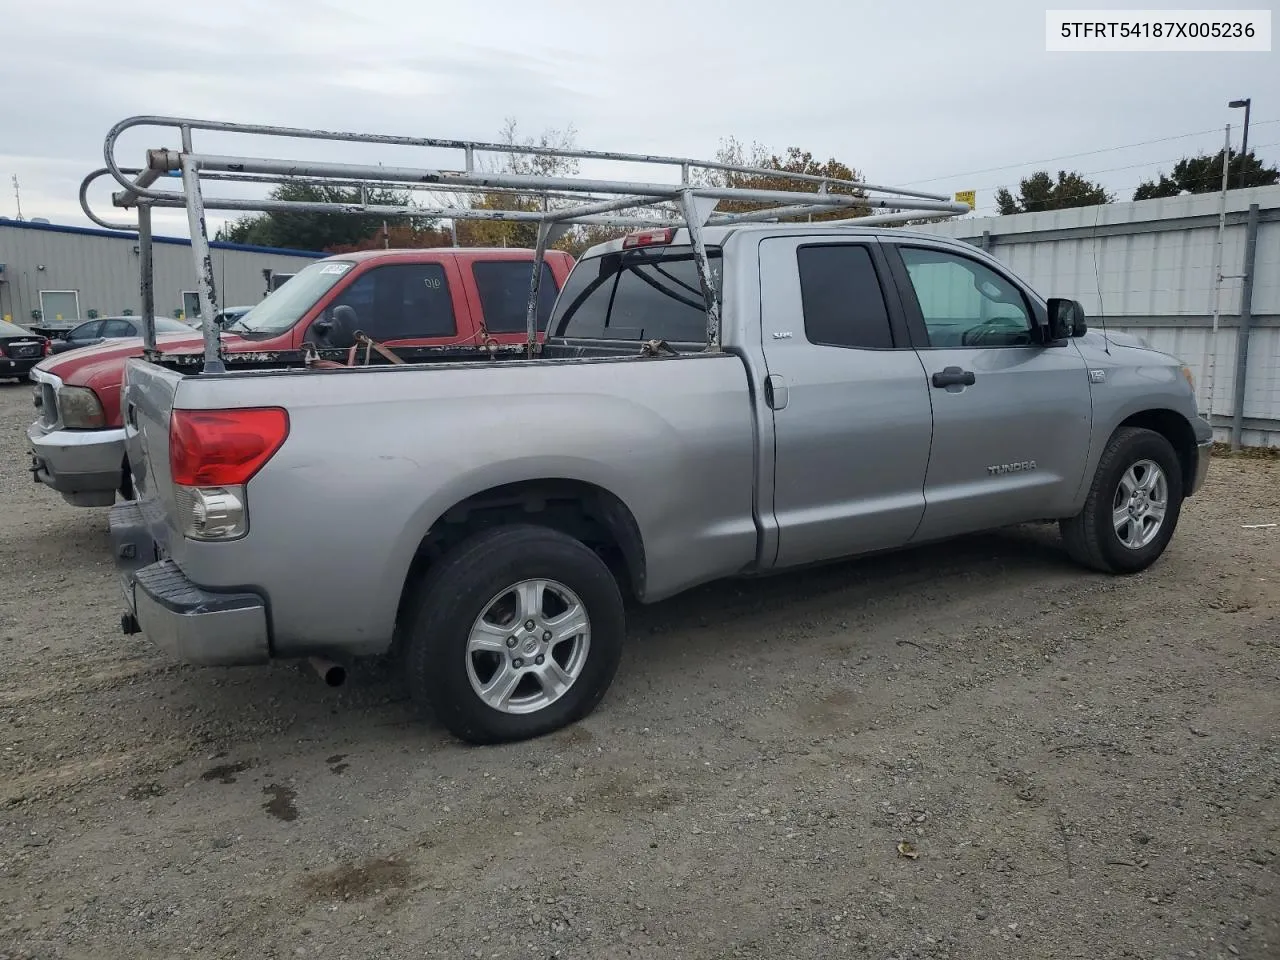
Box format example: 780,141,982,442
34,332,258,389
33,332,266,428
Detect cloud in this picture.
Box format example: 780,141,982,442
3,0,1274,233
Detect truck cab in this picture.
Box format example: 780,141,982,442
28,246,575,506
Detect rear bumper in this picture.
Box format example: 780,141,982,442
110,502,270,667
0,355,42,378
28,420,125,507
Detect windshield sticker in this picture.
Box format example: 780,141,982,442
319,263,352,275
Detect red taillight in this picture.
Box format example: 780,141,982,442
622,227,674,249
169,407,289,487
42,338,51,356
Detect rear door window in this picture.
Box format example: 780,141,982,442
101,319,135,337
797,244,895,349
471,260,561,334
326,263,457,340
549,245,723,343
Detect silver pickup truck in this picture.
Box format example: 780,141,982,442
110,224,1212,743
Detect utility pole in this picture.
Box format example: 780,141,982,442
1229,98,1252,188
1203,123,1231,420
11,174,23,221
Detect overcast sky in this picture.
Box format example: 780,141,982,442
2,0,1274,238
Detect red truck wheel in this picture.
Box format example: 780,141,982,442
401,524,625,744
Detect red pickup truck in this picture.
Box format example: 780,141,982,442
29,246,575,506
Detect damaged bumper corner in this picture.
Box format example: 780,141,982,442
110,502,270,666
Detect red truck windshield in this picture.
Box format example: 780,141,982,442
225,260,355,337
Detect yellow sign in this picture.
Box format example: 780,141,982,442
954,190,976,209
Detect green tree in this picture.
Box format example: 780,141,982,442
1133,149,1279,199
995,170,1113,215
214,181,429,252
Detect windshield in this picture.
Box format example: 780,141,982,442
0,320,34,337
225,260,354,337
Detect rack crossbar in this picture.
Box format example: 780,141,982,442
82,114,972,370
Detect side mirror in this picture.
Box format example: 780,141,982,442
1046,298,1087,341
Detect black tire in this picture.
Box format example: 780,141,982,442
1060,426,1184,574
401,524,625,745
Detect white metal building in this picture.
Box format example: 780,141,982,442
0,217,322,330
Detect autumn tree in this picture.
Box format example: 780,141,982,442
550,224,629,257
693,137,869,221
1133,148,1279,199
323,221,455,254
448,127,870,253
215,181,430,252
454,118,582,248
995,170,1112,215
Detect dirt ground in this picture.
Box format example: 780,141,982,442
0,379,1276,960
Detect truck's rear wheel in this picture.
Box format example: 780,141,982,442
1060,426,1184,574
401,524,625,744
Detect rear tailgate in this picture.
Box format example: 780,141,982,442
112,358,272,666
119,358,185,556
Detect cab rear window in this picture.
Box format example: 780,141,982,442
549,245,723,343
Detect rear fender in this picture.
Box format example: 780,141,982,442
381,457,643,611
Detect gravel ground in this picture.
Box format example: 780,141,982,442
0,378,1276,960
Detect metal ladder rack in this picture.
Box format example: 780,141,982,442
80,115,971,372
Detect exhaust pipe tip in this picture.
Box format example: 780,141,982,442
308,657,347,688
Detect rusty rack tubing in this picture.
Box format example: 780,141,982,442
81,114,971,372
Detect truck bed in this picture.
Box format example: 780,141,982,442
121,348,762,657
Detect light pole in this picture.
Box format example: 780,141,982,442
1229,98,1251,187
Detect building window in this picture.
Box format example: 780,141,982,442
38,290,80,324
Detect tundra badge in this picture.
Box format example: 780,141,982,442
988,460,1037,476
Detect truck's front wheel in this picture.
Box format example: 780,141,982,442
401,524,625,744
1060,426,1184,574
